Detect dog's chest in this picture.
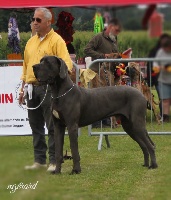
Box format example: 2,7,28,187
52,107,66,124
52,109,60,119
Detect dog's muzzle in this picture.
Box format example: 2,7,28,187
45,76,56,84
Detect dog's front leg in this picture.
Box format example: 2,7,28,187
53,119,65,174
68,124,81,174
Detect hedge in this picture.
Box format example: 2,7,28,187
0,30,170,61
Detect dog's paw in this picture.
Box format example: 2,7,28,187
50,170,57,175
142,163,149,168
69,169,81,175
149,163,158,169
50,167,61,175
50,170,61,175
63,155,73,160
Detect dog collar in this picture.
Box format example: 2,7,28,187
51,84,75,99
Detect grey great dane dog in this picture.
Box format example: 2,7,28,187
32,56,158,174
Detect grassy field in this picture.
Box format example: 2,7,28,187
0,31,171,200
0,120,171,200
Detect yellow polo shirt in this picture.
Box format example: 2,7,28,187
21,29,73,83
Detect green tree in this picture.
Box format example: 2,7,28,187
0,5,171,32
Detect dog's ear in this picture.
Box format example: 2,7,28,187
55,57,68,79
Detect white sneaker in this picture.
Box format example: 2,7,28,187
24,162,47,170
47,164,56,172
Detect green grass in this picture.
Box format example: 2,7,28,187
0,52,170,199
0,124,171,200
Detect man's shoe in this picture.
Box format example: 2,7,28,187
102,118,111,127
102,122,111,127
47,164,56,172
160,114,169,123
24,162,47,170
163,114,169,122
92,121,101,128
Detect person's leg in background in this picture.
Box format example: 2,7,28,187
155,83,162,117
159,82,171,122
162,99,171,122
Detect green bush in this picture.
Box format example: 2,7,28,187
72,31,94,59
0,32,30,60
73,30,159,59
0,30,171,60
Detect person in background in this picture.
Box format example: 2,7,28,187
154,36,171,122
84,18,122,73
7,12,21,54
66,43,75,54
19,7,73,171
84,18,121,128
146,33,170,117
55,11,75,56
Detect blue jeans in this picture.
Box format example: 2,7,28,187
159,82,171,100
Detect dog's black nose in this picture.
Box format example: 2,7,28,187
33,64,40,73
33,64,38,70
32,64,40,79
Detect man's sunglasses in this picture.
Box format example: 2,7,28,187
32,17,42,23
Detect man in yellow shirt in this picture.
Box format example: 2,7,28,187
19,7,73,172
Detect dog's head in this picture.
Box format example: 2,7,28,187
103,53,128,73
126,62,141,80
33,56,68,84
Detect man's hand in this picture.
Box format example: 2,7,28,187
105,53,120,59
18,92,25,105
18,81,26,105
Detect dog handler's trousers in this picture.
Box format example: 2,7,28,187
26,85,56,165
